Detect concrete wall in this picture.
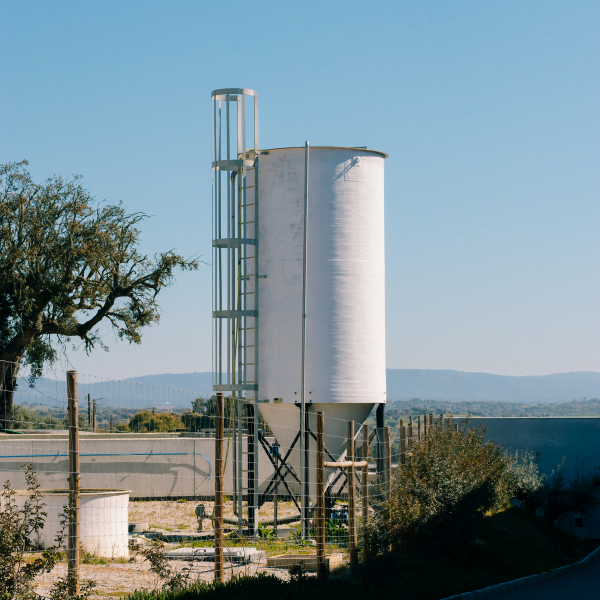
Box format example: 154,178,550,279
460,417,600,477
0,432,280,498
3,418,599,504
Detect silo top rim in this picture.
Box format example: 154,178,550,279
249,146,388,159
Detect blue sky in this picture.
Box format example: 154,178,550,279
1,0,598,378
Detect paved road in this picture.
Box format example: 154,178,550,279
493,553,600,600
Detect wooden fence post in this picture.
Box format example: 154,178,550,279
66,370,80,598
92,399,96,432
384,426,392,502
316,412,326,580
214,392,224,582
347,421,358,568
362,423,369,564
408,416,414,451
399,424,406,466
375,405,385,493
398,419,403,463
417,414,421,445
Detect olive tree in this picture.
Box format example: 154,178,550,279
0,161,199,428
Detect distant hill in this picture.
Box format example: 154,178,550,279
125,372,214,395
14,369,600,410
14,372,214,411
386,369,600,403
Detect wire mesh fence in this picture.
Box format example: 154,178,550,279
0,360,445,597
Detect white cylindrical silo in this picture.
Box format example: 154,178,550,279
249,146,387,475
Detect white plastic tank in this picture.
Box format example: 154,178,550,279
11,489,129,558
244,146,387,472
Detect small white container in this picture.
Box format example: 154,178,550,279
11,488,129,558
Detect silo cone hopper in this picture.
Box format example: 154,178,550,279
259,403,376,503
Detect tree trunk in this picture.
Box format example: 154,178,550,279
0,359,20,430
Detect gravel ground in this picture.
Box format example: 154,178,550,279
32,500,319,598
129,499,301,532
33,556,297,599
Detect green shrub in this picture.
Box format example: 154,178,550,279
366,420,540,555
527,459,600,523
257,523,275,539
506,450,544,501
126,572,364,600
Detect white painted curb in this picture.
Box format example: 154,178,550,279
440,543,600,600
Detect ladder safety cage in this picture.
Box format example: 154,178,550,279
211,88,259,535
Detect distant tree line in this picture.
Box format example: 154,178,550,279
12,395,598,434
9,397,251,433
383,397,600,421
9,403,139,431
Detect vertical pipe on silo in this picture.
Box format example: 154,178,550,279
212,97,216,389
253,93,259,400
300,141,310,538
217,101,222,386
242,95,247,391
250,92,259,533
226,95,230,388
238,95,246,531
